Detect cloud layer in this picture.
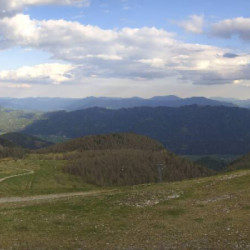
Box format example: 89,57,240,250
0,11,249,87
2,14,250,86
0,0,90,17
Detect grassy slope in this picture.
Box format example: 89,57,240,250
0,154,249,249
0,155,96,197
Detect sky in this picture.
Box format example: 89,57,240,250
0,0,250,99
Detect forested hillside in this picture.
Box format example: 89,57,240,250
0,137,16,148
0,133,53,149
24,105,250,155
39,133,164,153
227,153,250,171
38,133,212,186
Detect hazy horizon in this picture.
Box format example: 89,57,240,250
0,95,249,102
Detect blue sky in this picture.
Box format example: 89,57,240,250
0,0,250,98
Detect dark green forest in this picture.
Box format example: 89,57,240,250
23,105,250,155
0,133,53,150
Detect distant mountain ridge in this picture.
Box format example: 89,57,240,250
0,96,235,111
23,105,250,155
212,97,250,109
67,96,235,111
0,97,76,112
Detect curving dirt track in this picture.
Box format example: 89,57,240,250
0,169,34,183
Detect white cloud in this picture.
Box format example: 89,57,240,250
0,14,250,86
0,0,90,17
176,15,204,34
137,58,165,68
0,63,75,85
0,14,39,48
211,17,250,41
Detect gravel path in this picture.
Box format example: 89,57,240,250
0,190,113,204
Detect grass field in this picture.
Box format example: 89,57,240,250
0,154,249,249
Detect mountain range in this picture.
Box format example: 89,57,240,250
0,96,235,111
212,97,250,109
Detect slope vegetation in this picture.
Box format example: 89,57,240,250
0,137,16,148
0,137,26,159
227,153,250,171
39,133,212,186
